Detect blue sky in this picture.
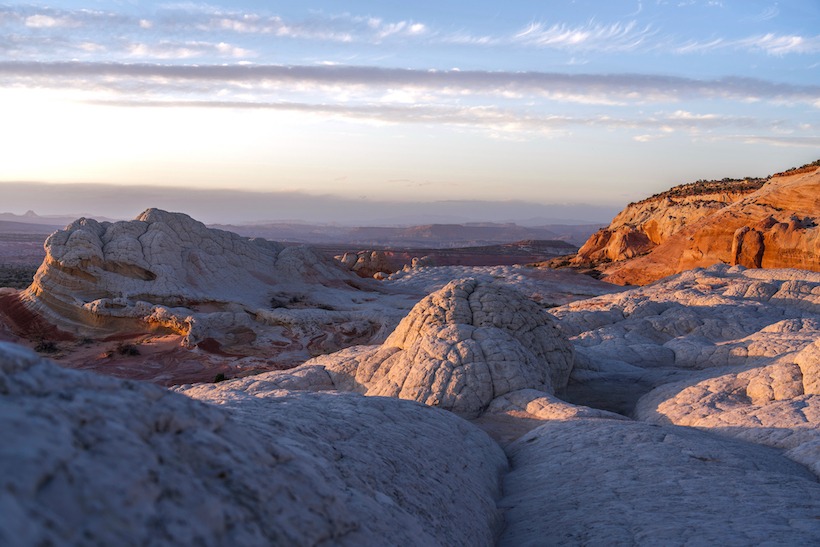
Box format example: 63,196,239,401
0,1,818,222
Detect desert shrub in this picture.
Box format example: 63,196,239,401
117,343,141,356
34,340,58,353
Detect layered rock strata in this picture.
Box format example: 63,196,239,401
571,167,819,285
15,209,409,359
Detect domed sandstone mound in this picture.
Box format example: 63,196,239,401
14,209,403,359
183,278,575,418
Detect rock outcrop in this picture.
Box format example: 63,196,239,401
606,167,820,284
554,264,820,472
337,250,397,278
0,342,507,546
569,164,819,285
573,177,763,264
181,279,574,418
4,256,820,544
499,418,820,545
14,209,412,362
635,338,820,475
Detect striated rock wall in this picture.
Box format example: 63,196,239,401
573,180,760,265
602,168,820,284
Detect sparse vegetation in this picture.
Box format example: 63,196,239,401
0,265,38,289
772,159,820,177
117,343,141,356
34,340,58,353
628,177,767,207
270,294,306,308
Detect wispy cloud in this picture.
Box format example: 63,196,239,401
731,135,820,148
737,33,820,55
676,33,820,55
126,40,253,59
1,4,817,60
743,5,780,23
513,20,655,52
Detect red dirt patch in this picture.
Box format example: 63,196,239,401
0,290,75,342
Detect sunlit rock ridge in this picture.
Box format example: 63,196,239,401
573,163,820,285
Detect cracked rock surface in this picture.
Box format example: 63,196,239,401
18,209,413,360
0,342,507,546
182,279,574,418
499,419,820,545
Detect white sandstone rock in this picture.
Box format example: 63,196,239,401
20,209,411,360
499,419,820,545
0,342,507,546
182,279,575,419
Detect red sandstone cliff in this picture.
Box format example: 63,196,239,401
570,163,819,285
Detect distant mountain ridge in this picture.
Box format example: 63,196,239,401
213,222,599,247
0,210,122,227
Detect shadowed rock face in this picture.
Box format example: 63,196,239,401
0,342,507,546
17,209,408,359
181,278,575,418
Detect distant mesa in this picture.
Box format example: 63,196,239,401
334,240,577,279
564,161,820,285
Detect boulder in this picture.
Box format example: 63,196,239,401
182,279,575,419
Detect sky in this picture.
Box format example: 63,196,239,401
0,0,818,224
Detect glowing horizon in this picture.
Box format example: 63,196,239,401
0,1,818,221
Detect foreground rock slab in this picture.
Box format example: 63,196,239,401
500,419,820,545
0,342,507,546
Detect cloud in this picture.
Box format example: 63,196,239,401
1,3,817,62
1,62,816,108
187,10,428,43
126,41,254,60
24,15,70,28
743,5,780,23
513,20,655,52
737,33,820,55
735,135,820,148
676,33,820,55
